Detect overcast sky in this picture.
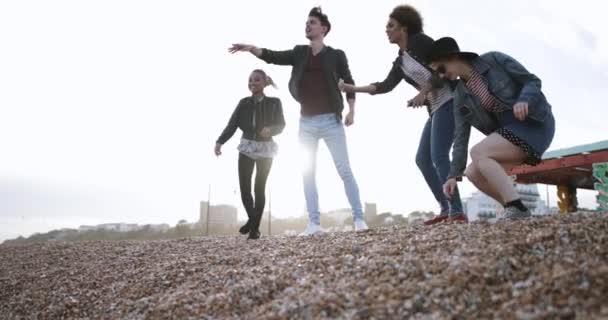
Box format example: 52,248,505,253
1,0,606,241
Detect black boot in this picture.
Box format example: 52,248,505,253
239,206,255,235
248,228,260,240
247,207,263,239
239,220,251,235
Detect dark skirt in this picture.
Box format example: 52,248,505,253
496,110,555,165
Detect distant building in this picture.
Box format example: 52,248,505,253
464,184,548,221
147,224,170,232
78,223,168,233
78,225,97,232
96,223,141,232
364,203,378,219
322,202,377,226
462,192,503,221
283,230,298,236
200,201,238,228
407,211,435,223
383,215,394,225
324,208,352,226
97,223,121,231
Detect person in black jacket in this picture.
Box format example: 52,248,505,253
215,69,285,239
340,5,465,225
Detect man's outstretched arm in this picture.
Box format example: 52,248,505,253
229,43,295,66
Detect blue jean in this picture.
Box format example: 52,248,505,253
299,113,363,225
416,100,463,216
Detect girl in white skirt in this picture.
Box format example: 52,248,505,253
215,70,285,239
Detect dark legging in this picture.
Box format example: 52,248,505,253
238,153,273,231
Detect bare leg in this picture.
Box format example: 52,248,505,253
469,133,526,203
464,162,505,205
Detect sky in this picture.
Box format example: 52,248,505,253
1,0,607,241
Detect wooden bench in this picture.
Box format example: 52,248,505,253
509,140,608,213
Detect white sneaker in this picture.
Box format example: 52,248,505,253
354,219,369,232
299,223,324,236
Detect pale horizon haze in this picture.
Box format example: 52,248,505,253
1,0,607,241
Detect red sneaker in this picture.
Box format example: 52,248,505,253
446,213,468,224
423,215,449,226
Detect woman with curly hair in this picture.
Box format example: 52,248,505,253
340,5,464,224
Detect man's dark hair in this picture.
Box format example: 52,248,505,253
309,7,331,36
389,5,423,35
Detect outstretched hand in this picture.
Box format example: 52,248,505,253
228,43,253,54
214,143,222,156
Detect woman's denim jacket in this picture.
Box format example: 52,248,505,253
449,51,552,179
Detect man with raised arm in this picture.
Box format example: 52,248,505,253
229,7,369,235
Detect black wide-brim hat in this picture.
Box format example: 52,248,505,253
428,37,479,62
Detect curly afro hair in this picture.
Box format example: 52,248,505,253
389,5,423,35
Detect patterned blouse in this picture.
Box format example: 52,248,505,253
464,70,508,112
400,51,453,114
